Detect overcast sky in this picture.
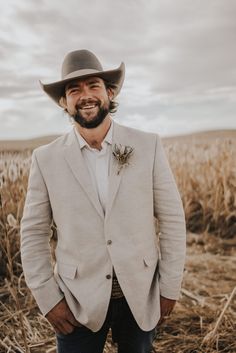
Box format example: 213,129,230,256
1,0,236,139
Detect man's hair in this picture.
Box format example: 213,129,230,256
60,78,119,114
103,80,119,114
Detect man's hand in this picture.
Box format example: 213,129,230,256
45,298,82,335
157,295,176,326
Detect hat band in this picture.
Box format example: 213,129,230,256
63,68,101,80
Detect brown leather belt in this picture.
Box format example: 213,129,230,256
111,276,124,299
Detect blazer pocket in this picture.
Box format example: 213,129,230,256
143,256,158,268
57,262,77,279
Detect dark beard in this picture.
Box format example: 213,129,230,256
72,104,109,129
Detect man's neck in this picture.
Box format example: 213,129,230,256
75,115,112,150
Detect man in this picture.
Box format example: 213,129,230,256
20,49,186,353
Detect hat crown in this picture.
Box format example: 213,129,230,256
61,50,103,78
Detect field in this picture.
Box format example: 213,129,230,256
0,130,235,353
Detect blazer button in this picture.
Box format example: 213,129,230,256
106,274,111,279
107,240,112,245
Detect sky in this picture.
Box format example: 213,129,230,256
1,0,236,139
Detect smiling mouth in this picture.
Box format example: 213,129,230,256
81,105,97,110
78,102,98,111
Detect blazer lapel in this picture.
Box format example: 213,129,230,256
105,122,126,221
63,129,104,219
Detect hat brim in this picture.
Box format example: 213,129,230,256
40,62,125,106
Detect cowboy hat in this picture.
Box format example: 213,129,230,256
40,49,125,106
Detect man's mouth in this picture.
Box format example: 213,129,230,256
78,102,99,111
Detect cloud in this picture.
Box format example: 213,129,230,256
0,0,236,139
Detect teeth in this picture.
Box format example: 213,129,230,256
81,104,96,109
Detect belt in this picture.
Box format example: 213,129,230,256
111,276,124,299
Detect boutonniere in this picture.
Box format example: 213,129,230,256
112,143,134,175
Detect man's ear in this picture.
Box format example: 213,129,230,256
107,87,114,100
59,96,67,110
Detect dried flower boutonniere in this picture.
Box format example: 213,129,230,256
112,144,134,175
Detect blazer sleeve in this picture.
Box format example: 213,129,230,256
153,134,186,300
20,150,64,315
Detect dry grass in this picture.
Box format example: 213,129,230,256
164,138,236,238
0,134,235,352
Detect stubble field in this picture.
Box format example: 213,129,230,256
0,130,235,353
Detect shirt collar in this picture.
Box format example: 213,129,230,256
74,120,113,150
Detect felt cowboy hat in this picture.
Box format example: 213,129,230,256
40,49,125,106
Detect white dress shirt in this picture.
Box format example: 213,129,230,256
74,122,113,214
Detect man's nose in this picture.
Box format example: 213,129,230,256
79,85,92,99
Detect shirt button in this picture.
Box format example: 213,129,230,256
106,274,112,279
107,240,112,245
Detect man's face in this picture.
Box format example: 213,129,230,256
64,76,112,129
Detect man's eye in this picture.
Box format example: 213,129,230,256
90,84,99,88
69,89,79,94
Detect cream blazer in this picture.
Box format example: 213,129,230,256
20,121,186,332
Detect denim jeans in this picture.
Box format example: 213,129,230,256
56,296,156,353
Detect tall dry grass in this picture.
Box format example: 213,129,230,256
0,137,235,352
164,138,236,238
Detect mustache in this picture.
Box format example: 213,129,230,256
75,99,101,110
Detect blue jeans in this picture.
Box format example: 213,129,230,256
56,296,156,353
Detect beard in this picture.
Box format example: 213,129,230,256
72,99,110,129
